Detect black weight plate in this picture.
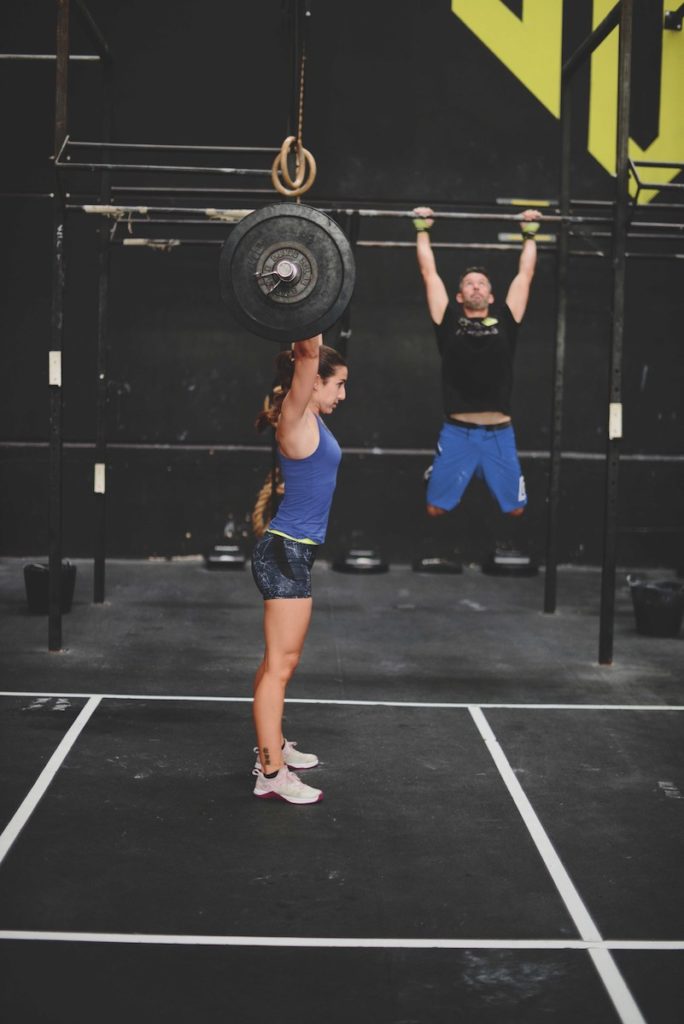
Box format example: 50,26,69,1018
219,203,355,342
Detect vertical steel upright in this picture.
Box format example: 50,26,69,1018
48,0,70,650
599,0,633,664
544,1,623,616
544,69,571,614
94,54,113,603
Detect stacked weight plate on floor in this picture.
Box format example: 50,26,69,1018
219,203,356,342
482,545,538,577
332,545,389,574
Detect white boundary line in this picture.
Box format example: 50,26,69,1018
0,930,682,950
0,697,101,868
469,708,602,940
1,691,683,711
470,707,648,1024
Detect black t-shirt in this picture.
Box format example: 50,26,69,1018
433,302,519,416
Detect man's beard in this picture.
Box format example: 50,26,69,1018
463,295,489,312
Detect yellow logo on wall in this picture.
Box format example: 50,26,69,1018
451,0,683,203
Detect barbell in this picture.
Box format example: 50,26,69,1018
219,203,356,343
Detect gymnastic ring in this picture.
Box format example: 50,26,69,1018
277,135,307,189
271,145,317,197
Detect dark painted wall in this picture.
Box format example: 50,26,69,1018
1,0,682,567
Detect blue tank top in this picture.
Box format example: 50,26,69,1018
268,416,342,544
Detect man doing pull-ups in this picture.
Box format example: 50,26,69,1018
413,206,542,523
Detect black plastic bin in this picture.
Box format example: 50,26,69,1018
626,576,684,638
23,562,77,614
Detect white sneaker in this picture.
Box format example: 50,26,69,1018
253,739,319,774
253,765,323,805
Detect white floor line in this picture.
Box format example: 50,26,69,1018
588,947,655,1024
0,697,101,867
470,706,648,1024
1,691,682,712
603,941,684,950
0,930,682,950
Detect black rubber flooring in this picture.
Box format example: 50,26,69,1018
0,558,682,1023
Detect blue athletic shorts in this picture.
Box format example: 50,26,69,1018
251,532,317,600
426,420,527,513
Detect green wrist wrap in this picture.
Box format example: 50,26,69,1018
520,220,540,240
413,218,431,233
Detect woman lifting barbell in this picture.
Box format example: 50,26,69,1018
250,336,348,804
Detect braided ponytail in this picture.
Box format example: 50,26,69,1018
255,350,295,432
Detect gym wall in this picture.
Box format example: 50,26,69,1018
1,0,682,567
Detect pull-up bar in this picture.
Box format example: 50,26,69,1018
0,53,100,61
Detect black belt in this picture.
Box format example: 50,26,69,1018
447,418,512,432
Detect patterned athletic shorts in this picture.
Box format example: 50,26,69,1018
251,532,317,600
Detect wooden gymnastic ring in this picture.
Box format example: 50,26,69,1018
271,145,317,197
276,135,306,190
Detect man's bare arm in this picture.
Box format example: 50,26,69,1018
506,209,542,323
413,206,449,324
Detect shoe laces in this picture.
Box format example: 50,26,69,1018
283,766,309,789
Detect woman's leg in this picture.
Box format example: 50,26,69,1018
253,596,312,774
252,659,284,750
